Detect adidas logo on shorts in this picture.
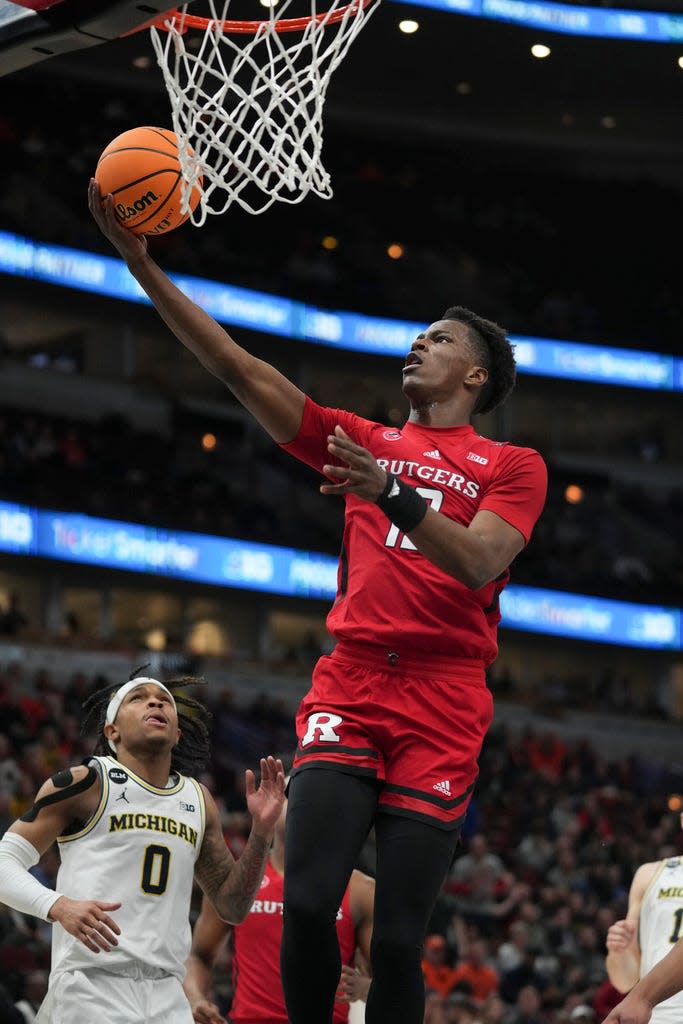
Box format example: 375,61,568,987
433,780,451,796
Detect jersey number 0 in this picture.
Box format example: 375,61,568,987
141,844,171,895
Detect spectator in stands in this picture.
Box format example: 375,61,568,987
450,938,499,1003
0,593,28,637
0,736,21,799
422,934,459,999
497,922,532,974
505,984,546,1024
499,948,547,1006
451,836,506,899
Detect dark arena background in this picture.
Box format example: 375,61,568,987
0,0,682,1019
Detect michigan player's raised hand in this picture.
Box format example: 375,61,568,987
88,179,148,265
245,756,285,840
322,425,388,502
606,919,637,952
190,997,226,1024
48,895,121,953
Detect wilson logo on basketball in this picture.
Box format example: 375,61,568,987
115,190,160,222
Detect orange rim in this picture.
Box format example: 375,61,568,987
149,0,371,34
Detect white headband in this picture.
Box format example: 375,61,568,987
105,677,176,753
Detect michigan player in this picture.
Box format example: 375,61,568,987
183,790,374,1024
0,674,285,1024
605,828,683,1024
602,938,683,1024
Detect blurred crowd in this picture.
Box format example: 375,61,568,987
2,658,683,1021
1,402,682,604
0,75,681,351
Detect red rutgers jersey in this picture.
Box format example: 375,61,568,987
228,861,357,1023
281,398,547,665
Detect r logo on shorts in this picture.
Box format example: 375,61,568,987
301,712,343,746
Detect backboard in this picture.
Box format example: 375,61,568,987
0,0,182,76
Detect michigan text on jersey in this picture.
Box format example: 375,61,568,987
108,812,199,847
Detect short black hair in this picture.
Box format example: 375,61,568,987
441,305,516,415
82,666,212,777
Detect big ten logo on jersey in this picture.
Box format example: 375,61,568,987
301,712,343,747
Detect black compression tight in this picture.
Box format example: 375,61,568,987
280,769,461,1024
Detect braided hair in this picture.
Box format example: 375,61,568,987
81,665,212,777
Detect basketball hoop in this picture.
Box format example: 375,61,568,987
148,0,379,222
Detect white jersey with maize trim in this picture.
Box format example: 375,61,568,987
639,857,683,1024
50,755,206,981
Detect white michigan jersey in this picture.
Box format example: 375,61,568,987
639,857,683,1023
50,755,205,981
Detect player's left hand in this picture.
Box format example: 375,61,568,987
245,756,285,841
336,964,371,1003
321,425,387,502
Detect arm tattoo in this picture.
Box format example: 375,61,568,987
20,766,98,822
196,829,271,924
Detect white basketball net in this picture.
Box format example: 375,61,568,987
150,0,378,222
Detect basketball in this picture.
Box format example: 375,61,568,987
94,126,202,236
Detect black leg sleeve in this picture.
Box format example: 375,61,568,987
280,769,379,1024
366,813,461,1024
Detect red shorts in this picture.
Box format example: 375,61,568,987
292,640,494,830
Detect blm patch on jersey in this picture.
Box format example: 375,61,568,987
108,767,129,784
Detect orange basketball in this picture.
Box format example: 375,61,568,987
95,126,202,236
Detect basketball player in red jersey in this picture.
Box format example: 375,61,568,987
183,795,374,1024
89,180,547,1024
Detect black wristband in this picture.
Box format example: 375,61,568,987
376,474,429,533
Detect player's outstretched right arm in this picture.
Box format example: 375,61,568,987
88,180,306,444
0,765,121,953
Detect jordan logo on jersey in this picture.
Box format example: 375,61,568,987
115,789,130,803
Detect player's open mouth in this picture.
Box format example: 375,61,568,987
145,714,168,726
403,353,422,373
